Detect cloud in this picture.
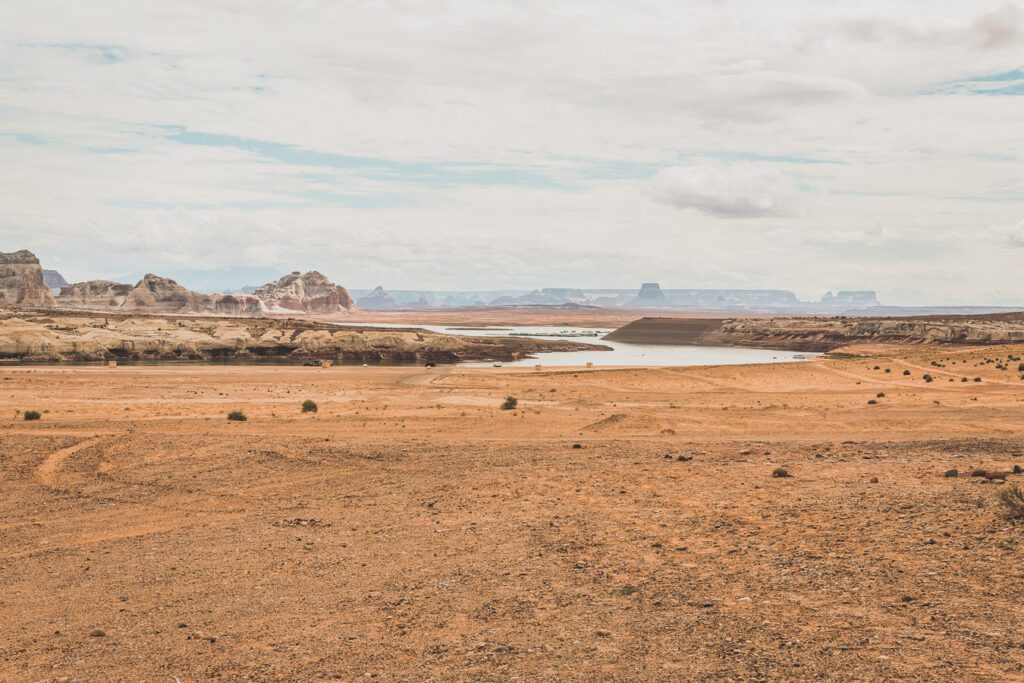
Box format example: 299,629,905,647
645,162,799,218
972,4,1023,49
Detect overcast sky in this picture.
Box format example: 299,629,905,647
1,1,1022,304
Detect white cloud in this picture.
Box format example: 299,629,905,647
0,1,1022,304
645,163,799,218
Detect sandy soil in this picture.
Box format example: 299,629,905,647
2,343,1024,681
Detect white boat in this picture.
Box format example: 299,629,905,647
793,354,807,359
493,361,503,367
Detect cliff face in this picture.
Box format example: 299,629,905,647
121,274,212,313
0,312,606,362
57,280,133,308
254,271,356,314
58,275,214,314
0,250,56,307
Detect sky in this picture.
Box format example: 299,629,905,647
1,1,1022,304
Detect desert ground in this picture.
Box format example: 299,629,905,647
2,343,1024,681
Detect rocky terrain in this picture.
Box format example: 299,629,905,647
254,271,355,314
607,314,1024,351
2,343,1024,680
0,311,606,362
0,250,56,307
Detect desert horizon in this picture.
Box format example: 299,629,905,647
3,2,1024,680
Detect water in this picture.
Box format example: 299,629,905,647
336,322,818,367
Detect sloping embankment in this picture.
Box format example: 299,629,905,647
0,310,609,362
606,315,1024,352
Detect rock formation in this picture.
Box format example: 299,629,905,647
253,271,356,314
43,269,68,293
120,274,212,313
57,280,134,308
628,282,668,307
0,311,605,362
357,285,398,311
58,275,214,314
210,294,264,316
0,250,56,307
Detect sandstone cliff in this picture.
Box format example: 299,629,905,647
0,250,56,307
58,275,214,314
57,280,134,308
254,271,356,314
0,311,606,362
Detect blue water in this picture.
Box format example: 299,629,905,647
336,323,819,367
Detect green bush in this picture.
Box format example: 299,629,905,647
227,410,248,422
501,396,518,410
302,399,318,413
24,410,41,421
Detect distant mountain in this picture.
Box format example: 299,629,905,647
43,269,68,293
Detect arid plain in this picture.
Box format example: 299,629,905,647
3,342,1024,681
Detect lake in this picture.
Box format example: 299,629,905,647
337,323,819,367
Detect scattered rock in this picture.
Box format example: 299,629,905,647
771,467,792,478
572,443,583,449
617,585,638,596
595,629,612,637
676,455,693,462
738,449,752,455
944,469,959,478
88,629,106,637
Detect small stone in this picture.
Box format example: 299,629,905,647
944,469,959,478
869,477,879,483
617,585,638,596
595,629,612,637
676,455,693,462
771,468,792,478
88,629,106,637
1014,465,1023,474
739,449,752,455
572,443,582,449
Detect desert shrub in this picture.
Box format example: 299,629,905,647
1018,363,1024,372
923,374,934,383
302,399,318,413
884,368,891,373
903,370,911,376
227,410,247,422
24,410,41,421
501,396,518,410
867,399,878,405
999,485,1024,519
876,392,886,398
974,377,982,382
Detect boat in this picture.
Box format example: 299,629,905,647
493,361,503,367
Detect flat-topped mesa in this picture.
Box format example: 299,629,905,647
0,250,56,308
254,271,356,314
